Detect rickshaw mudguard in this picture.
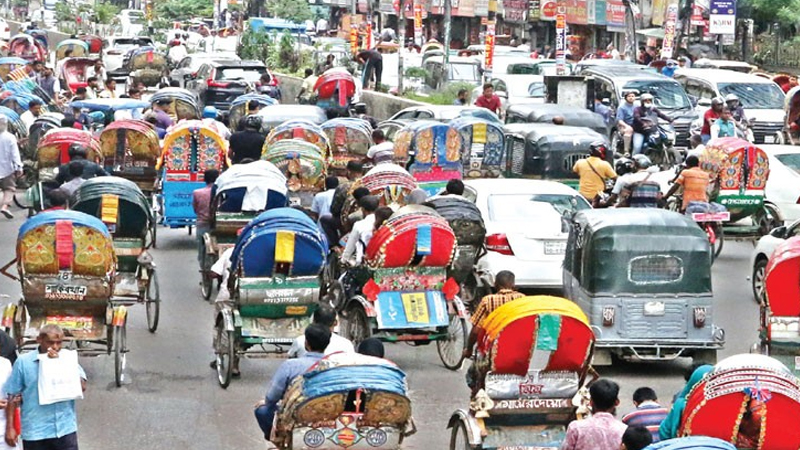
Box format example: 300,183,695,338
218,308,236,332
345,295,377,318
446,409,483,447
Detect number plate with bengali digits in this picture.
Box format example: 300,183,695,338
401,292,430,323
543,240,566,255
644,301,665,316
765,135,775,144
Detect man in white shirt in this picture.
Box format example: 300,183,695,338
366,129,395,165
0,116,21,219
168,41,188,66
311,176,339,222
86,60,106,82
288,304,353,358
20,99,43,132
342,195,379,266
316,18,329,35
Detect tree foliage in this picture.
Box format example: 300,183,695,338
94,2,121,25
155,0,214,21
266,0,313,23
741,0,800,33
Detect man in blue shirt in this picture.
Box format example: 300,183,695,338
5,324,86,450
616,91,637,155
254,324,330,441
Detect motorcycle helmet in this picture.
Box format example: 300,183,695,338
711,96,725,107
632,154,652,170
202,106,218,119
589,141,608,158
640,93,654,107
243,114,262,130
615,157,635,176
724,93,739,103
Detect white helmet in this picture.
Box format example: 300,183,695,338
725,93,739,103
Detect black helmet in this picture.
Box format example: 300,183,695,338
243,114,262,130
589,141,608,157
632,154,652,169
615,157,635,176
353,102,367,114
68,143,87,159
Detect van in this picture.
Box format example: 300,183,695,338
674,68,786,144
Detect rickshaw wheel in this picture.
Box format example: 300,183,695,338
145,270,160,333
114,323,127,387
437,316,468,371
755,203,783,236
201,252,215,301
151,223,158,249
752,257,768,304
345,304,371,345
449,420,473,450
215,322,234,389
326,280,345,311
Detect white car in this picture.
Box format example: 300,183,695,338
103,36,154,73
464,179,591,289
761,145,800,224
750,219,800,303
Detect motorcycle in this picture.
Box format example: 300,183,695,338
639,120,680,169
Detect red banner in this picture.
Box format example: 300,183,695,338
350,28,358,54
566,0,588,25
484,21,496,71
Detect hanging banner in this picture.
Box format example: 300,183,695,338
594,0,606,25
565,0,588,25
350,27,358,54
540,0,557,20
709,0,735,34
484,21,496,75
555,13,567,75
365,15,372,49
414,3,423,45
661,2,679,58
651,0,666,25
691,5,705,26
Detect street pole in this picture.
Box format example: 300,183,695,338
444,0,451,65
397,0,406,93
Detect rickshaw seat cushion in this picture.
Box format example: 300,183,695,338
484,370,580,400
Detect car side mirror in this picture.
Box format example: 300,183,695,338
770,226,787,239
697,98,712,108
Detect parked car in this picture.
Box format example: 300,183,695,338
186,60,275,112
103,36,154,75
463,179,591,289
169,52,240,88
760,145,800,224
750,218,800,303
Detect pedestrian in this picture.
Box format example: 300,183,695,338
0,116,21,219
356,48,383,90
620,426,652,450
228,115,266,164
192,168,219,266
86,60,106,83
366,129,394,165
561,379,627,450
20,99,43,132
572,141,616,201
85,77,99,99
254,324,330,442
659,365,713,441
621,387,668,443
310,176,338,222
475,83,501,115
287,304,353,358
296,68,318,104
616,91,637,155
316,16,329,35
607,43,620,60
37,66,60,100
54,144,107,185
453,88,469,106
4,324,87,450
98,79,117,99
316,54,335,75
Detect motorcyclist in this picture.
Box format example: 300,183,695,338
725,93,747,124
572,141,616,201
632,93,673,155
201,106,230,139
700,96,725,144
602,155,661,208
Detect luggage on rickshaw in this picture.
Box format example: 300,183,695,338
125,47,168,88
99,119,162,196
3,210,129,386
314,71,357,117
321,117,372,177
0,57,28,81
149,88,201,121
265,119,330,156
8,34,46,62
678,353,800,449
448,295,595,449
274,353,415,449
157,119,229,229
78,34,103,55
700,137,776,238
338,205,468,370
563,209,723,365
755,237,800,377
393,121,463,195
213,208,327,387
200,160,288,300
228,94,277,131
55,39,89,60
60,57,96,95
70,177,161,333
449,116,505,179
261,139,326,208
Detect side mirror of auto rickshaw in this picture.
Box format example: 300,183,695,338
770,226,787,239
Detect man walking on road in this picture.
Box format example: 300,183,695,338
0,116,22,219
356,49,383,90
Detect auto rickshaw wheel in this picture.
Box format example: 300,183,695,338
201,252,215,301
215,322,235,389
449,420,473,450
437,316,468,370
345,304,371,345
755,203,783,236
145,269,160,333
752,257,768,304
113,323,127,387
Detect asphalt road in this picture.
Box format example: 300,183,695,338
0,206,760,450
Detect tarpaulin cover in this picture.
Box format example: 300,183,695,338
301,364,408,399
426,196,486,246
506,103,608,136
213,160,287,212
765,237,800,317
365,205,455,268
230,207,328,277
70,177,152,239
642,436,737,450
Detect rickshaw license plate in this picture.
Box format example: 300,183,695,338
644,301,665,316
543,241,566,255
402,293,430,323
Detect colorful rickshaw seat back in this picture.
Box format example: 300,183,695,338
701,137,770,192
158,119,229,180
69,177,153,240
149,88,202,120
230,207,328,278
449,116,506,170
17,210,115,277
313,71,357,105
364,205,456,268
321,117,373,160
355,164,418,206
261,139,327,192
764,236,800,317
37,128,101,168
641,436,737,450
680,354,800,450
265,119,330,156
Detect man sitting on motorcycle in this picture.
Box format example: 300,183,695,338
602,155,661,208
700,97,725,144
710,107,737,139
725,93,747,125
633,93,673,155
663,155,711,212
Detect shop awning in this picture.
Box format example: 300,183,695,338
636,28,665,39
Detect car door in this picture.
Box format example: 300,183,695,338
189,64,209,99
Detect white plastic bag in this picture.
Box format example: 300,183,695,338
37,350,84,406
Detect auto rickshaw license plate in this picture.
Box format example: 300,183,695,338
644,301,665,316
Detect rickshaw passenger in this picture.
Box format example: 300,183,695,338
367,129,394,165
573,142,616,201
254,324,331,441
342,195,379,266
462,270,524,360
201,106,230,138
43,189,68,211
152,98,174,130
287,304,353,358
710,107,736,139
55,144,107,184
20,99,43,132
616,91,637,155
59,162,86,197
229,115,265,164
193,169,219,265
663,155,710,212
357,338,384,358
621,426,652,450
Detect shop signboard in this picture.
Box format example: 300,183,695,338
456,0,475,16
605,0,625,30
566,0,588,25
556,13,567,74
504,0,528,22
691,5,705,25
476,0,490,16
661,2,678,58
529,0,540,20
540,0,557,20
709,0,735,34
652,0,666,25
594,0,606,24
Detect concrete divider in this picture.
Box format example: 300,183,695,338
275,73,428,121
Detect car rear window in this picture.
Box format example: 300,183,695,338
487,193,590,221
628,255,684,285
216,67,265,82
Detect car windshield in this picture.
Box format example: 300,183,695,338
775,153,800,174
718,83,785,109
217,67,265,81
487,193,591,220
623,80,692,110
449,63,479,82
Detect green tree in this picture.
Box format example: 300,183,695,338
741,0,800,32
155,0,213,21
94,2,121,25
266,0,313,23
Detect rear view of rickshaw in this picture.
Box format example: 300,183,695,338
55,39,89,60
700,137,776,239
563,209,724,365
450,116,505,179
149,88,201,121
321,117,372,176
262,123,328,209
228,94,276,130
448,295,595,450
201,160,288,300
70,177,161,333
126,47,168,89
3,211,129,386
393,121,463,195
678,353,800,449
314,71,357,118
265,119,330,157
337,164,418,236
214,208,328,387
26,114,62,162
60,57,96,94
79,34,103,55
8,34,46,62
274,353,415,449
158,120,229,230
339,205,468,370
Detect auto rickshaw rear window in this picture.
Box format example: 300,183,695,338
628,255,684,285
